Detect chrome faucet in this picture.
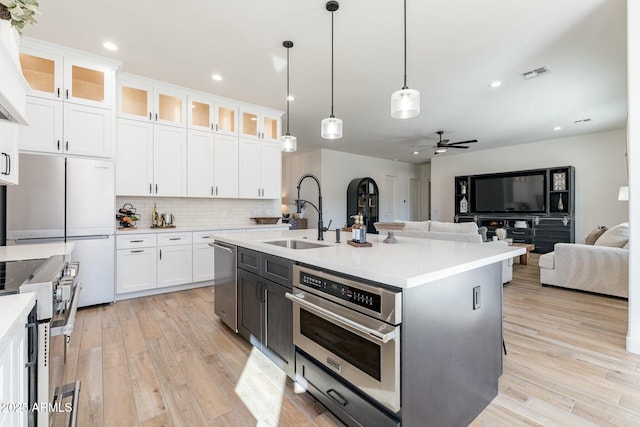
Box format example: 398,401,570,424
296,174,324,241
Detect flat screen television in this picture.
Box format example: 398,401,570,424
471,171,546,213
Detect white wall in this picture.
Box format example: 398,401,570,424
430,128,628,242
419,163,432,220
626,0,639,354
282,149,420,230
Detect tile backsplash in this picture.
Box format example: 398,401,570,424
116,197,280,228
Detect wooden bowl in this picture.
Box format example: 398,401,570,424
373,222,406,231
251,217,281,224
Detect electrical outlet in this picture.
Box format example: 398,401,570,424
473,286,481,310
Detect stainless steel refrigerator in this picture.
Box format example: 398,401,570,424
6,153,115,307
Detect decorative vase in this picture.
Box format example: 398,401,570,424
0,5,10,21
557,197,564,211
459,196,468,213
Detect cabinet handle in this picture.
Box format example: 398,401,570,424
215,123,219,131
215,186,219,196
130,249,144,253
57,140,61,151
25,321,38,368
57,88,61,98
6,153,10,176
155,184,158,194
149,183,152,194
155,113,158,121
149,112,152,121
211,186,214,196
169,237,181,241
201,236,211,239
258,188,261,197
159,249,162,260
1,153,8,175
66,141,69,151
65,89,69,99
130,240,143,243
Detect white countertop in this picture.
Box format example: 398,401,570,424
116,224,289,235
214,229,525,289
0,293,35,352
0,242,75,262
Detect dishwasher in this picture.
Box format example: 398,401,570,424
210,241,238,332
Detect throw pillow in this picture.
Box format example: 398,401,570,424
594,222,629,248
584,226,608,245
430,220,478,234
623,241,629,250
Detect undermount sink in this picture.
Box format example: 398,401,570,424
263,239,329,250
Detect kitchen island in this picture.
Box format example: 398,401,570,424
214,229,524,427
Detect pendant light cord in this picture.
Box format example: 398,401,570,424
286,46,290,134
330,9,335,118
403,0,408,89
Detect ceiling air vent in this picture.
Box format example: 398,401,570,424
520,66,551,80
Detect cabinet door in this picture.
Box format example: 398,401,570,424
264,280,293,373
260,141,282,199
188,95,214,131
261,112,281,142
116,247,157,293
238,268,263,343
117,79,153,122
19,48,64,101
192,243,215,282
238,138,261,198
239,108,259,139
213,134,238,198
63,58,113,109
0,315,27,427
154,125,187,197
116,119,154,196
0,121,19,185
214,101,238,135
187,130,215,197
157,245,193,288
18,97,63,153
63,103,113,158
154,86,186,127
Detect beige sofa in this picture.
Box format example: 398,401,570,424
539,223,629,298
394,220,513,283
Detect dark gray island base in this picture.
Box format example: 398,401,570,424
212,230,520,427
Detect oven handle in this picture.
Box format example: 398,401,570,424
285,292,396,344
51,282,82,337
52,380,81,427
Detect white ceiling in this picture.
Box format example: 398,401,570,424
23,0,628,163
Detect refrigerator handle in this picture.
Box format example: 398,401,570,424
65,235,111,241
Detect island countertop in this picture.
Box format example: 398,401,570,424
214,229,525,288
0,242,75,262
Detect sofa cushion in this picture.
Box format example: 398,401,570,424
538,252,555,269
585,226,608,245
594,222,629,248
623,241,629,250
430,220,478,234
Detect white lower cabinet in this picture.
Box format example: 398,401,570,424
192,231,216,282
157,233,193,288
116,234,157,294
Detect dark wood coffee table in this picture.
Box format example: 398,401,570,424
511,243,535,265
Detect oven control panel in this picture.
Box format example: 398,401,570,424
300,271,382,313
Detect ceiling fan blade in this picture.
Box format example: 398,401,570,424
447,145,469,149
448,139,478,146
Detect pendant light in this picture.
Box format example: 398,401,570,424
391,0,420,119
280,40,297,152
321,1,343,140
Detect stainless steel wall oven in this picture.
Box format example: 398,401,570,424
287,265,402,423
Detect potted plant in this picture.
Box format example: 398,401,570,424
0,0,40,34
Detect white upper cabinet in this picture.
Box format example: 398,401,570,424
215,100,238,136
187,94,238,136
0,121,19,185
214,135,239,198
238,138,281,199
116,119,154,196
186,129,215,197
117,75,186,127
19,45,115,110
239,107,281,142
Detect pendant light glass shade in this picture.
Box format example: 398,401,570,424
280,40,297,152
322,1,342,140
391,88,420,118
391,0,420,119
281,134,297,152
321,116,343,140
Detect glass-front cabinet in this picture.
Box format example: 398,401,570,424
239,107,281,142
19,48,113,109
215,101,238,135
117,75,186,127
186,95,238,135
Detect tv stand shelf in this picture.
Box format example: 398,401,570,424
454,166,575,253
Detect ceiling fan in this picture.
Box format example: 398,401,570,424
413,131,478,155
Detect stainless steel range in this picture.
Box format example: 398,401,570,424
0,255,82,426
287,265,402,427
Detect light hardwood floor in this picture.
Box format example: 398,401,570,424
51,255,640,426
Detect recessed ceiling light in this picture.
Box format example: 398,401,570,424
413,151,419,155
489,81,502,88
286,95,295,101
553,126,562,131
102,41,118,51
211,74,222,81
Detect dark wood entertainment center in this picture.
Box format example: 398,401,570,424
454,166,575,253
